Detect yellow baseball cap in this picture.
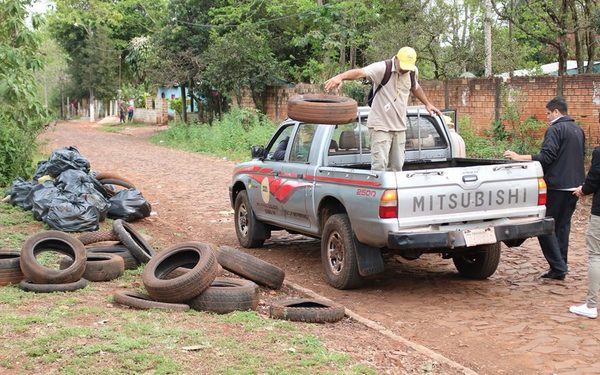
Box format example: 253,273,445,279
397,47,417,71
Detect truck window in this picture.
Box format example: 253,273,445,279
266,125,294,161
290,124,318,163
406,116,446,150
330,123,370,155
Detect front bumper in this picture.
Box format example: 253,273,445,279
387,217,554,250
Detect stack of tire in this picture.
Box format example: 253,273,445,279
113,243,286,314
18,231,90,292
74,219,155,271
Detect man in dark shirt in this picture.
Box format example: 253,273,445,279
272,136,289,160
504,96,585,280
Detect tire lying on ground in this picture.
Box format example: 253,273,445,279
287,94,357,125
269,298,346,323
86,244,139,270
78,230,119,246
216,245,285,289
94,172,136,197
0,250,24,286
142,242,219,303
60,253,125,282
20,231,86,284
112,290,190,311
188,277,259,314
113,219,155,263
19,278,87,293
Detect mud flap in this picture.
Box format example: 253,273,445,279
354,239,384,277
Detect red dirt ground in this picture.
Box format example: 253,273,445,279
41,119,600,374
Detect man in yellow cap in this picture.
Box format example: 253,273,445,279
325,46,441,171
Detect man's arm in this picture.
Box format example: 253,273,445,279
503,150,532,161
412,85,442,116
324,68,367,92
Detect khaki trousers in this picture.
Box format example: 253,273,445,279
587,215,600,307
369,129,406,171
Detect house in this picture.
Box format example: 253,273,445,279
497,60,600,79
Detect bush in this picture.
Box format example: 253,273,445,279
151,107,277,161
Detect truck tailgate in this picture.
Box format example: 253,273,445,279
396,163,544,228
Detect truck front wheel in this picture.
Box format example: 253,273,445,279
321,214,363,289
452,242,501,279
234,190,268,248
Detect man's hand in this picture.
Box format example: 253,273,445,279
504,150,519,160
324,75,343,92
426,103,442,116
574,186,584,198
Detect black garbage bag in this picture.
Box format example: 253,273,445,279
6,178,35,210
44,198,100,232
107,189,152,222
44,146,90,178
32,160,49,182
81,193,110,221
31,182,63,221
55,169,103,195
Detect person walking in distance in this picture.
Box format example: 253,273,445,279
504,96,585,280
570,146,600,318
324,46,441,171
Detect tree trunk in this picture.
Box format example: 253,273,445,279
484,0,493,77
585,0,596,74
181,84,187,123
570,1,585,74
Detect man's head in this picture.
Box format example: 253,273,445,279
546,96,568,122
396,47,417,72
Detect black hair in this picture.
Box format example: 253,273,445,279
546,96,568,114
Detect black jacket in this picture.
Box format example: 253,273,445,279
582,147,600,216
532,115,585,190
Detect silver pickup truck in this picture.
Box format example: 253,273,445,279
229,106,554,289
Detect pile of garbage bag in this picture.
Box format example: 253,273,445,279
4,146,151,232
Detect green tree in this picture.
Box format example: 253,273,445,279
0,0,49,184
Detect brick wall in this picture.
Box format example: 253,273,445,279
239,75,600,145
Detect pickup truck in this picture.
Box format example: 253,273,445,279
229,106,554,289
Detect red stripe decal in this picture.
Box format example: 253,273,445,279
305,175,381,187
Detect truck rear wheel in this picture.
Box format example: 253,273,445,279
234,190,268,248
321,214,363,289
452,242,501,279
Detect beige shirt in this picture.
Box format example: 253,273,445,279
364,60,419,132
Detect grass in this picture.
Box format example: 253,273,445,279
0,201,377,374
99,121,151,133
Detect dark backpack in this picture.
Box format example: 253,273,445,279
367,59,416,107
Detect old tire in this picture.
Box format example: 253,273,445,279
86,244,139,270
19,278,87,293
0,251,24,286
287,94,357,124
113,290,190,311
142,242,219,303
321,214,363,290
269,298,345,323
216,245,285,289
78,231,119,245
453,242,501,279
234,190,268,248
95,173,135,197
188,277,259,314
60,253,125,282
113,219,155,263
20,231,86,284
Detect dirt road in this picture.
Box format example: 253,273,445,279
42,120,600,374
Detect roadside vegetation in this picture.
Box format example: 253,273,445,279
150,108,277,161
0,204,378,375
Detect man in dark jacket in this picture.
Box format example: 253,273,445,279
570,147,600,318
504,96,585,280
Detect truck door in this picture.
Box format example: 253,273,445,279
280,123,318,229
248,124,295,223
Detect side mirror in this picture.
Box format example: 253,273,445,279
251,145,265,159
